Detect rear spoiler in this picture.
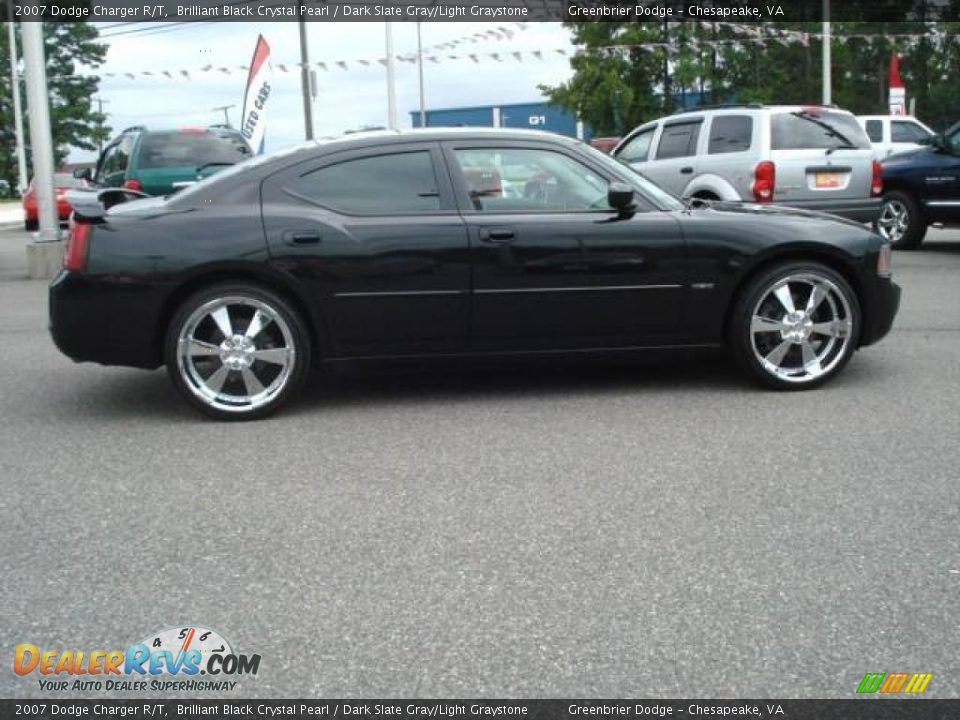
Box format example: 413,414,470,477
66,187,152,220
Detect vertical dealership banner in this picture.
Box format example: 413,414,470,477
241,34,272,154
888,52,906,116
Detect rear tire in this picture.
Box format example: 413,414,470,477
729,261,861,391
875,190,927,249
24,218,38,232
164,283,311,420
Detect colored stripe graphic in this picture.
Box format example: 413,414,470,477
857,672,932,694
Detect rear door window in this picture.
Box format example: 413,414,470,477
655,121,702,160
708,115,753,154
139,131,252,169
771,111,870,150
284,151,441,215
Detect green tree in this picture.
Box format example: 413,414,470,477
0,21,109,196
544,20,960,137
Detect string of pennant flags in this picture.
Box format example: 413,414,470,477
35,20,957,82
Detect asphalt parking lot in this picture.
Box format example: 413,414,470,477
0,222,958,699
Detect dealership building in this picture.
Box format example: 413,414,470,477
409,93,715,139
409,101,594,139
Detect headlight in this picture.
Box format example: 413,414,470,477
877,242,893,277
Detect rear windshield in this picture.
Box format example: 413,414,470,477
138,131,252,169
771,110,870,151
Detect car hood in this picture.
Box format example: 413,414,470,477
881,146,937,166
700,200,871,232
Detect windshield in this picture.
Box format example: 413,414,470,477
581,142,684,211
139,130,252,169
771,110,871,151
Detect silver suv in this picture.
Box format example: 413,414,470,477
612,104,882,222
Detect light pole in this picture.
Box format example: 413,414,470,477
93,96,109,153
21,21,58,246
298,18,314,140
416,22,426,128
6,13,28,195
385,22,397,130
822,0,832,105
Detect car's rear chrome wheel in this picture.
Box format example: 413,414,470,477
732,263,860,390
166,285,310,419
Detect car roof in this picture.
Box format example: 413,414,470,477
311,127,581,149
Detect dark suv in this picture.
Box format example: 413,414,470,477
76,126,252,196
876,122,960,248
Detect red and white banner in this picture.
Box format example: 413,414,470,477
241,34,272,154
888,52,906,116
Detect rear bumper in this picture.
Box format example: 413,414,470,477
780,197,882,224
860,277,901,347
49,270,167,369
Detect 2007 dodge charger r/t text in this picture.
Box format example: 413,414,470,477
50,129,901,420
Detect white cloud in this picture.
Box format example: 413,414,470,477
70,21,574,162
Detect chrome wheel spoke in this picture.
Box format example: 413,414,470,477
765,340,792,367
187,339,221,357
205,365,231,394
210,306,233,338
800,341,821,374
240,367,265,396
773,284,796,314
811,320,849,338
751,315,786,334
245,309,269,339
805,283,828,314
251,347,290,365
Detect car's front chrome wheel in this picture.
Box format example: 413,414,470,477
749,274,854,384
732,263,861,390
166,285,310,419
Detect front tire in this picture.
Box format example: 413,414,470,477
730,261,861,391
164,283,311,420
24,218,38,232
875,190,926,249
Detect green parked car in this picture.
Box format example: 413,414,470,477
76,126,253,196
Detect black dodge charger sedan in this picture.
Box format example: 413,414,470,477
51,129,900,420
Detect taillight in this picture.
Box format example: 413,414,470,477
871,160,883,196
64,220,91,272
122,178,143,191
753,161,776,203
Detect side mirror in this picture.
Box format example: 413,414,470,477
608,182,635,215
73,168,92,181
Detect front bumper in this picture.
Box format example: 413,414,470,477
780,197,882,224
860,277,901,347
49,270,167,369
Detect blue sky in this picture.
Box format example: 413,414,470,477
73,21,575,161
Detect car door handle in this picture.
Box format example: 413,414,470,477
479,227,516,244
680,166,694,174
283,230,321,245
